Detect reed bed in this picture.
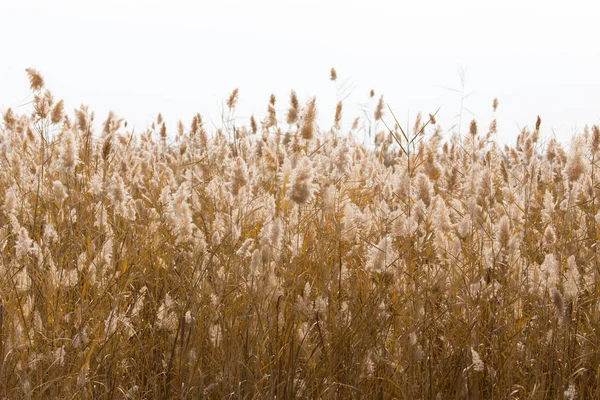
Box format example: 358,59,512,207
0,68,598,399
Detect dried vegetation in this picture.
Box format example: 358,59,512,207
0,68,599,399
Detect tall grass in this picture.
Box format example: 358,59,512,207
0,68,598,399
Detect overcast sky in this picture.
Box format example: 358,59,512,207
1,0,599,145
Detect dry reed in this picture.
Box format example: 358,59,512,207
0,69,598,399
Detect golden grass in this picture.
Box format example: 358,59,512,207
0,69,599,399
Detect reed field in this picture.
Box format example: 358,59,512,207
1,68,599,399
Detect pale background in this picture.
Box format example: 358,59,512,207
1,0,599,145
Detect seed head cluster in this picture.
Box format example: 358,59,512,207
0,69,596,399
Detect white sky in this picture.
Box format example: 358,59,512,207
1,0,599,145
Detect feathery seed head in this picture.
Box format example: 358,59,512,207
415,173,432,207
330,67,337,81
300,97,317,140
25,68,44,91
227,88,239,109
3,108,17,130
51,100,65,124
287,90,300,125
374,96,384,121
591,125,600,154
469,119,478,137
471,348,484,372
60,127,79,172
287,156,316,204
334,101,343,129
160,123,167,141
496,215,511,249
